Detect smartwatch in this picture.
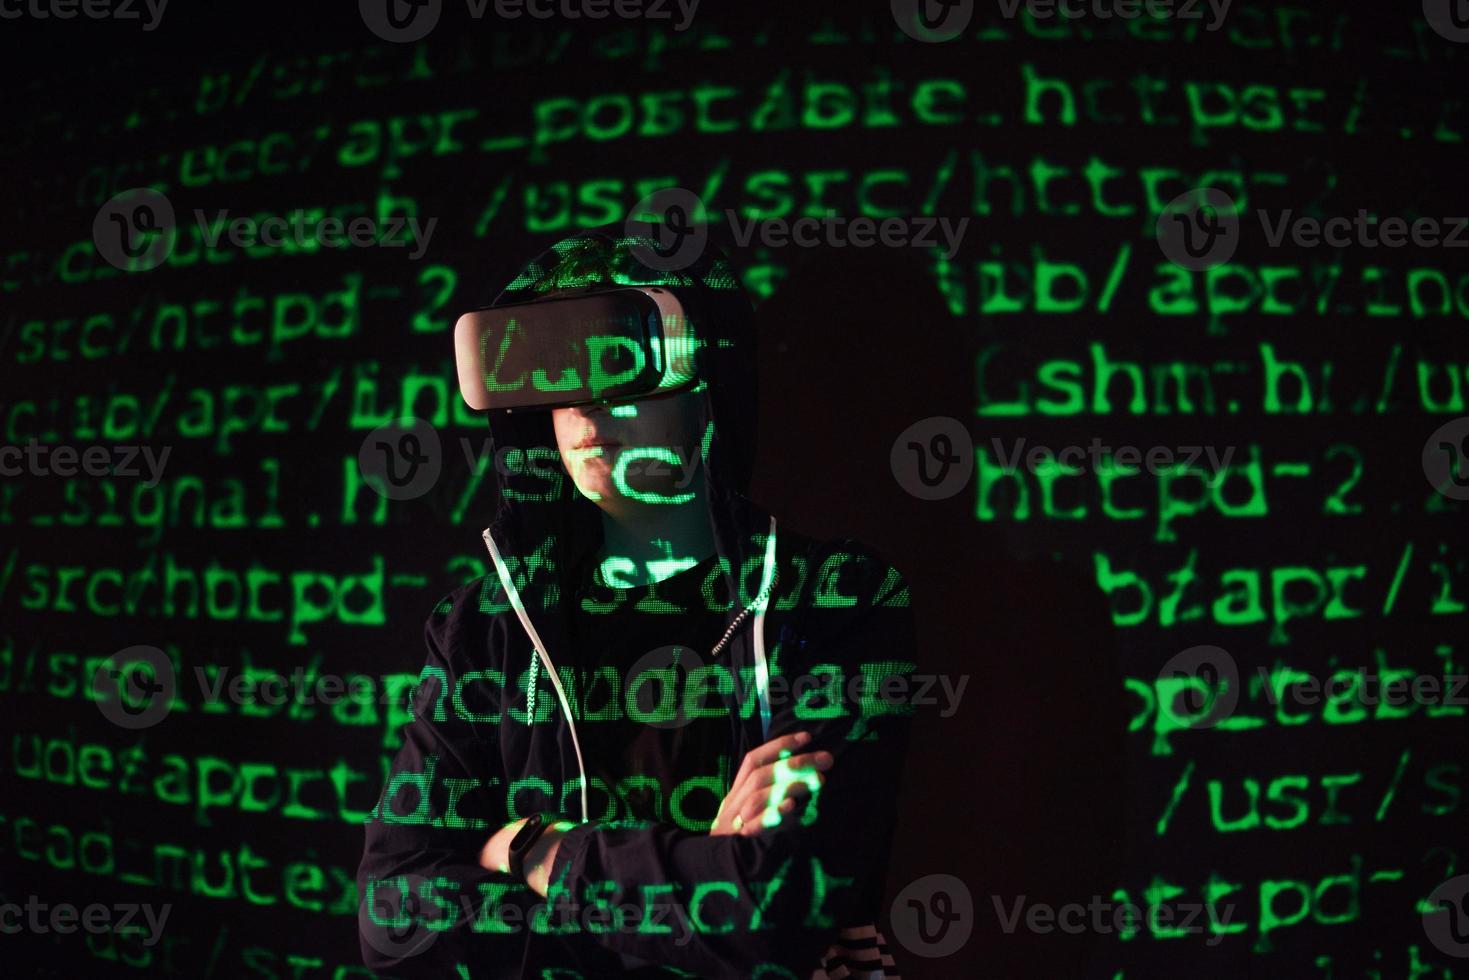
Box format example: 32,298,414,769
508,812,556,882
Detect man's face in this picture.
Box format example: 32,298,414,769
551,389,705,507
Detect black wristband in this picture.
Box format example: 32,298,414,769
507,812,555,882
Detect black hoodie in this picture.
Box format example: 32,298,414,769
357,226,916,979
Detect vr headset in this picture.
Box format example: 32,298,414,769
454,287,700,412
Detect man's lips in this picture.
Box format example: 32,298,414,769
573,438,621,451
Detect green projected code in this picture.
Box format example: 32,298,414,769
1,3,1464,978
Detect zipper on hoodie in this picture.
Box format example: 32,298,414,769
709,567,780,659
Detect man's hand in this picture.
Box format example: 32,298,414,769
480,731,832,894
479,818,572,897
710,731,832,836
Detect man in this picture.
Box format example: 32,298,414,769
357,225,916,978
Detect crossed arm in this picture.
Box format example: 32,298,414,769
479,730,834,895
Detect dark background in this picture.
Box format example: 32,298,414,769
1,1,1465,977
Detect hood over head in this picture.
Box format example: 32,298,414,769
476,222,766,612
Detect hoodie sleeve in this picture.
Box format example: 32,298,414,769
356,593,546,979
544,543,917,978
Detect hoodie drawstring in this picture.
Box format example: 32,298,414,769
482,516,779,824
